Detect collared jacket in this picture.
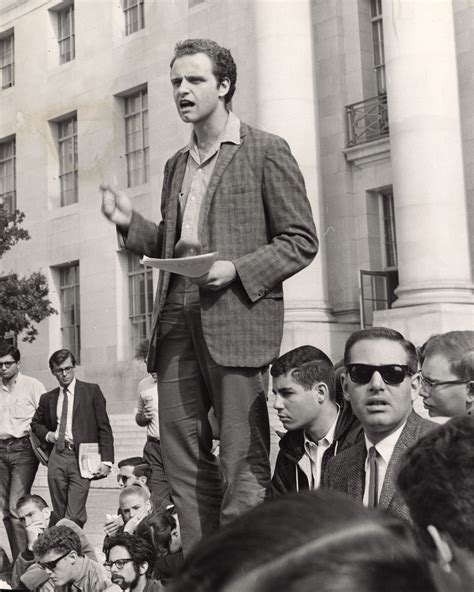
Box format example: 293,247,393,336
271,403,363,496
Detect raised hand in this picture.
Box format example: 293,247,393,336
100,185,133,230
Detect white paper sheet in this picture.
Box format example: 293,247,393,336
140,252,218,277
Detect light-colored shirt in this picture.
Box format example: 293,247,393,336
0,372,45,439
55,378,76,443
136,375,159,438
299,409,340,490
362,421,407,506
174,111,241,258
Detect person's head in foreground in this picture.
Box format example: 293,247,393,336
16,494,51,531
398,415,474,591
33,525,83,588
117,457,152,489
103,532,155,591
419,330,474,417
119,484,152,524
342,326,419,443
149,506,182,556
171,489,435,592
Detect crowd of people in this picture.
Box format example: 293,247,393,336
1,37,473,591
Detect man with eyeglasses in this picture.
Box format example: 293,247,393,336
32,524,114,591
103,533,163,591
31,349,114,527
0,342,45,561
322,327,436,523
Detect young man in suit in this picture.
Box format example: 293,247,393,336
322,327,436,523
31,349,114,527
100,39,318,552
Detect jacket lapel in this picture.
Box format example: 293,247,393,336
347,441,366,500
72,379,82,420
163,152,187,259
49,388,60,427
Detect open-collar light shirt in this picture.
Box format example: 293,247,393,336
55,378,76,443
0,372,45,439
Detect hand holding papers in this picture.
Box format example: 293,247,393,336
141,252,218,278
78,443,105,480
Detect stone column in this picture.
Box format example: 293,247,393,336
382,0,473,308
252,0,334,355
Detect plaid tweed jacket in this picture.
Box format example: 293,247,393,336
322,411,436,523
125,121,318,370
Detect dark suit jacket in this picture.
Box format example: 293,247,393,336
30,379,114,463
322,411,436,523
124,121,319,369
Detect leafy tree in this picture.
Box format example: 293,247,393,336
0,208,56,342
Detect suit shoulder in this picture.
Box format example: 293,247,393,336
411,412,438,435
241,122,290,149
327,441,363,470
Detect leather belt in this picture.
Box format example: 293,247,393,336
147,436,160,444
0,435,29,444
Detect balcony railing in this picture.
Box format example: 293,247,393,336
345,94,389,147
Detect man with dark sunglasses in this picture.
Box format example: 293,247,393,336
322,327,436,523
32,524,113,591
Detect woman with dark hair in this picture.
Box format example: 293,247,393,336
419,331,474,417
170,490,436,592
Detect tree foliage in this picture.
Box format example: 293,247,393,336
0,208,56,342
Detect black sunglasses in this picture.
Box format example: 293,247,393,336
346,364,413,385
38,550,71,571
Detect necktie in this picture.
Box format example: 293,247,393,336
367,446,379,508
56,387,69,452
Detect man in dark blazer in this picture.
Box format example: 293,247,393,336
31,349,114,527
101,39,318,552
322,327,436,523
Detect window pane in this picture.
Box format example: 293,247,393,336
128,255,152,351
125,90,148,187
58,116,78,205
0,138,16,211
59,263,80,362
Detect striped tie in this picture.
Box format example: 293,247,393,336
367,446,379,508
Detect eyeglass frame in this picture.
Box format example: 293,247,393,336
345,363,414,386
37,549,72,571
52,366,75,376
420,375,471,390
103,558,135,570
0,361,16,368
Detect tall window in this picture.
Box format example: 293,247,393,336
58,115,78,206
58,3,75,64
0,138,16,213
370,0,385,94
381,191,398,269
0,32,14,90
128,255,153,350
124,0,145,35
59,263,80,362
125,89,149,187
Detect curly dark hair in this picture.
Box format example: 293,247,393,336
33,525,82,558
397,415,474,555
103,532,155,576
170,39,237,104
0,342,20,362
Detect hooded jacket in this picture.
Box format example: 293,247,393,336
271,403,363,496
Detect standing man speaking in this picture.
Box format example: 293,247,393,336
101,39,318,552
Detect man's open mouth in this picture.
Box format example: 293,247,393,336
366,399,389,407
180,99,195,108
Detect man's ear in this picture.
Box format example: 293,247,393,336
43,507,51,523
218,77,231,99
466,381,474,409
138,476,147,487
427,525,453,573
315,382,329,404
138,561,149,576
410,372,421,401
341,373,351,403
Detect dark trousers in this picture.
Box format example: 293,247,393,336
156,278,271,554
47,447,90,527
143,438,172,510
0,436,38,560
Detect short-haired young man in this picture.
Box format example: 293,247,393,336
33,525,111,591
0,342,45,559
101,38,318,552
103,533,162,592
270,346,362,496
11,494,96,590
398,416,474,590
322,327,436,523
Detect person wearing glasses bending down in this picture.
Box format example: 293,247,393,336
103,533,163,592
32,525,116,592
31,349,114,527
0,342,45,561
322,327,436,524
11,494,97,591
418,330,474,419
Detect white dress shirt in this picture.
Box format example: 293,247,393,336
55,378,76,442
0,373,45,439
362,421,407,506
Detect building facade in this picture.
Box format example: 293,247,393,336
1,0,473,410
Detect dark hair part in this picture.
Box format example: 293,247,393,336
344,327,418,373
271,346,336,401
118,457,152,483
103,532,155,577
149,509,177,553
0,342,20,362
16,494,49,512
420,330,474,381
173,490,434,592
33,525,82,558
170,38,237,104
397,416,474,555
49,349,76,371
